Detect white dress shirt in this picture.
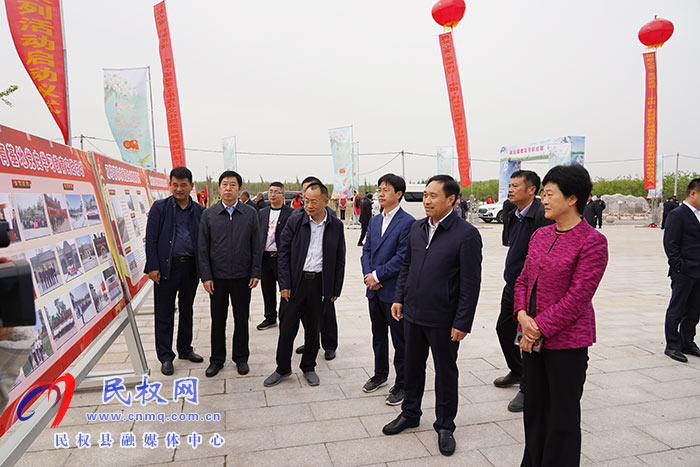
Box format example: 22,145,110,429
371,205,401,283
303,212,327,272
683,200,700,224
427,210,453,247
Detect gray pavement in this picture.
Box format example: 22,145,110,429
10,223,700,466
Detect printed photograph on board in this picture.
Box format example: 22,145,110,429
55,239,83,282
92,231,110,263
0,193,22,243
15,192,50,240
21,309,54,377
69,282,97,328
65,194,87,229
44,194,71,234
28,246,63,296
86,274,110,313
82,194,101,226
44,294,77,349
102,262,122,301
110,197,130,243
75,234,98,271
126,251,140,279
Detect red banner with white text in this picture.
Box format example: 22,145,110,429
439,32,471,187
643,52,657,190
154,1,186,168
4,0,69,144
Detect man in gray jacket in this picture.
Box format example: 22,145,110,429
198,170,262,377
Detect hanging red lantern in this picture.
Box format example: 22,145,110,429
638,16,674,49
431,0,466,29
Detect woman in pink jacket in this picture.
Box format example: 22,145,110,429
514,165,608,467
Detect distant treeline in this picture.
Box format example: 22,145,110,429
194,171,698,202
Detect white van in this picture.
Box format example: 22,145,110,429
400,184,427,220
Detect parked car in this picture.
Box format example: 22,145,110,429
478,200,505,223
399,184,427,219
261,191,301,207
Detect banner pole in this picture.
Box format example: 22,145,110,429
58,0,72,145
147,66,157,170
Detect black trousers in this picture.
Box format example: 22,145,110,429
275,274,323,374
369,296,405,389
521,347,588,467
209,277,252,364
153,259,198,363
321,300,338,351
358,223,369,244
401,320,459,433
496,285,523,380
664,272,700,351
261,252,279,321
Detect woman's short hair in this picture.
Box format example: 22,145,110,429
542,165,592,214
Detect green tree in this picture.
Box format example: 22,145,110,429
1,85,18,107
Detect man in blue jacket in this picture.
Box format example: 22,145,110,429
264,182,346,387
144,167,205,376
382,175,482,457
360,173,414,406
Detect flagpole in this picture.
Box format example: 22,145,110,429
147,66,157,169
58,0,72,146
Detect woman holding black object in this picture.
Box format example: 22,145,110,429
514,165,608,467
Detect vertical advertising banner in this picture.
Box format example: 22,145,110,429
222,136,237,171
329,126,353,200
352,142,359,193
103,68,154,169
643,52,657,190
438,32,471,187
498,149,521,201
437,146,455,176
0,125,127,436
4,0,69,144
154,1,185,168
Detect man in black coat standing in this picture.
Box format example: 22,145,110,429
662,195,679,229
256,182,293,330
145,167,205,376
264,182,346,387
382,175,482,457
663,179,700,363
358,193,373,246
494,170,553,412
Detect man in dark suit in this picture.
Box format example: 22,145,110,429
495,170,553,412
595,195,606,228
361,174,415,405
583,195,598,227
292,176,339,360
240,191,257,209
663,179,700,363
358,193,373,246
662,195,679,229
256,182,293,330
264,182,346,387
382,175,482,457
198,171,262,377
145,167,205,375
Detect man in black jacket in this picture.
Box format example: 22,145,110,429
662,195,679,229
494,170,553,412
256,182,293,330
144,167,205,376
264,182,346,387
663,179,700,363
198,170,262,377
358,193,373,246
382,175,481,457
595,195,606,228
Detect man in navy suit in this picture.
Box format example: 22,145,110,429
256,182,293,330
382,175,482,457
663,178,700,363
360,174,415,406
264,182,346,387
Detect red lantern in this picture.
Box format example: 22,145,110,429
638,16,674,49
432,0,466,29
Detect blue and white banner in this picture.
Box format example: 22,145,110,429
329,126,353,200
222,136,237,171
103,68,154,169
437,146,454,176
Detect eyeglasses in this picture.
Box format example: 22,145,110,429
303,198,322,206
268,190,284,196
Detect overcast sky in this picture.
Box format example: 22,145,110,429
1,0,699,185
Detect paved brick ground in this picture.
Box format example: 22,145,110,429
11,223,700,466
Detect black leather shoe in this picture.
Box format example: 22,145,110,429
493,372,521,388
438,429,456,456
665,349,688,363
507,390,525,413
236,362,250,375
178,351,204,363
324,350,336,361
382,415,420,435
295,345,305,354
682,347,700,358
160,360,174,376
205,362,224,377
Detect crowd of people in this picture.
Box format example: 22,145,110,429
143,164,700,464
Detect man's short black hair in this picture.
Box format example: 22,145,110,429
377,173,406,200
302,176,321,186
542,165,592,214
510,170,541,192
686,178,700,197
269,181,284,190
170,166,193,183
305,181,329,198
426,174,460,206
219,170,242,187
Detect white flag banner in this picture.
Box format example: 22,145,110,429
437,146,455,176
329,126,353,199
222,136,237,171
